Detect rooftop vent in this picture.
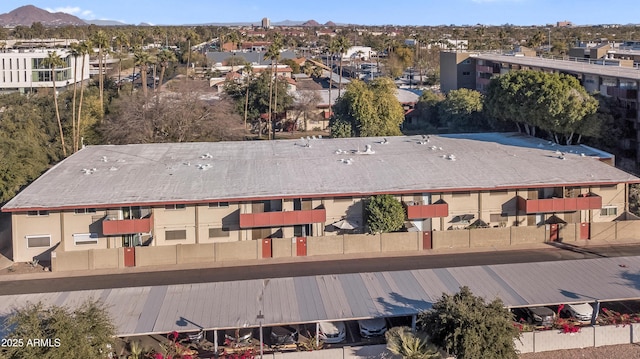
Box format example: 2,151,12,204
197,163,212,170
379,138,389,145
362,144,375,154
100,156,108,162
447,154,456,161
201,153,213,159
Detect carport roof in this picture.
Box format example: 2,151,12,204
1,256,640,337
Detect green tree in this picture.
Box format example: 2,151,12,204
385,326,441,359
413,91,444,131
484,70,599,144
281,58,300,74
42,51,67,157
0,299,115,359
439,88,486,133
365,194,405,234
418,286,520,359
330,78,404,137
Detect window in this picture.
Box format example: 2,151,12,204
165,230,187,240
462,71,471,76
26,235,51,248
208,202,229,208
209,228,229,238
334,197,353,203
165,204,186,210
74,208,97,214
489,190,508,196
490,213,508,223
601,207,618,216
73,233,99,245
452,191,471,198
27,210,49,216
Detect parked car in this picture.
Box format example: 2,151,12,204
224,328,253,345
358,318,387,338
524,307,556,327
303,321,346,344
562,303,594,322
269,325,298,346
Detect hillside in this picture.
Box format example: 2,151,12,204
0,5,86,27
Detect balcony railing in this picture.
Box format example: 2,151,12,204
406,202,449,220
517,195,602,214
239,208,326,228
102,216,152,235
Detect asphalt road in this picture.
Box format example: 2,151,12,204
2,242,640,295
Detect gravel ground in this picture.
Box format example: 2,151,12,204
520,344,640,358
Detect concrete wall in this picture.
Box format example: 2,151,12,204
268,345,391,359
215,240,258,262
510,226,546,245
561,223,578,242
307,236,344,256
91,248,120,269
136,246,178,267
594,325,632,347
432,230,470,249
518,324,640,353
51,250,89,271
344,234,380,254
591,222,617,241
516,332,534,354
272,238,294,258
532,326,594,352
616,221,640,240
381,232,420,252
470,228,510,248
177,243,215,264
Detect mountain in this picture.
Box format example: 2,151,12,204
302,20,320,26
85,19,129,26
0,5,86,26
324,21,337,27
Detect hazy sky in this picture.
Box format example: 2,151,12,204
2,0,639,26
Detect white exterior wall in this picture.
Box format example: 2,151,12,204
0,49,89,91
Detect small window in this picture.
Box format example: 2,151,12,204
165,230,187,240
209,228,229,238
74,208,97,214
601,207,618,216
26,235,51,248
73,233,99,245
27,210,49,216
462,71,471,76
463,59,471,64
165,204,186,210
208,202,229,208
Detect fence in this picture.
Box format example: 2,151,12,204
51,221,640,271
517,323,640,353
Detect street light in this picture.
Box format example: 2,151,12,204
257,279,270,359
548,28,552,54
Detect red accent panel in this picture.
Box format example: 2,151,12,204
406,203,449,219
239,209,326,228
422,231,432,250
549,223,559,241
522,195,602,214
103,217,152,235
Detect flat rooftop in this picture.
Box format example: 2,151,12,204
474,53,640,81
3,133,638,211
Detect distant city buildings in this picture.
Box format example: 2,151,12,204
261,17,270,29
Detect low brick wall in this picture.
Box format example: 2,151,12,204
307,236,344,256
591,222,617,241
215,240,258,262
532,327,594,352
271,238,293,258
432,230,470,249
91,248,120,269
381,232,420,252
177,244,214,264
52,250,89,271
594,324,632,347
344,234,380,254
470,228,510,248
510,226,546,245
616,221,640,240
136,246,177,267
561,223,578,242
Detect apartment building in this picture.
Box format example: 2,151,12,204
440,51,640,164
2,134,637,264
0,48,89,93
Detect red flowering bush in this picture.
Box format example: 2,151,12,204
220,348,256,359
598,307,640,327
553,317,581,334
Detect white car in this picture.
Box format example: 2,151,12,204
358,318,387,338
562,303,594,322
317,321,346,344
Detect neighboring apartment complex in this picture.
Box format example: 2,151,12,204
440,51,640,165
0,48,89,93
2,134,638,264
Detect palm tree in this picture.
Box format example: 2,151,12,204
327,38,340,120
264,34,283,140
156,48,176,92
242,63,253,130
113,32,130,89
68,42,82,153
134,49,152,98
43,51,67,157
385,327,440,359
76,40,91,152
90,30,109,117
335,36,350,98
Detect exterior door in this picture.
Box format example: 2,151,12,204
296,237,307,256
549,223,559,242
124,247,135,267
422,231,432,250
262,238,272,258
580,222,590,240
